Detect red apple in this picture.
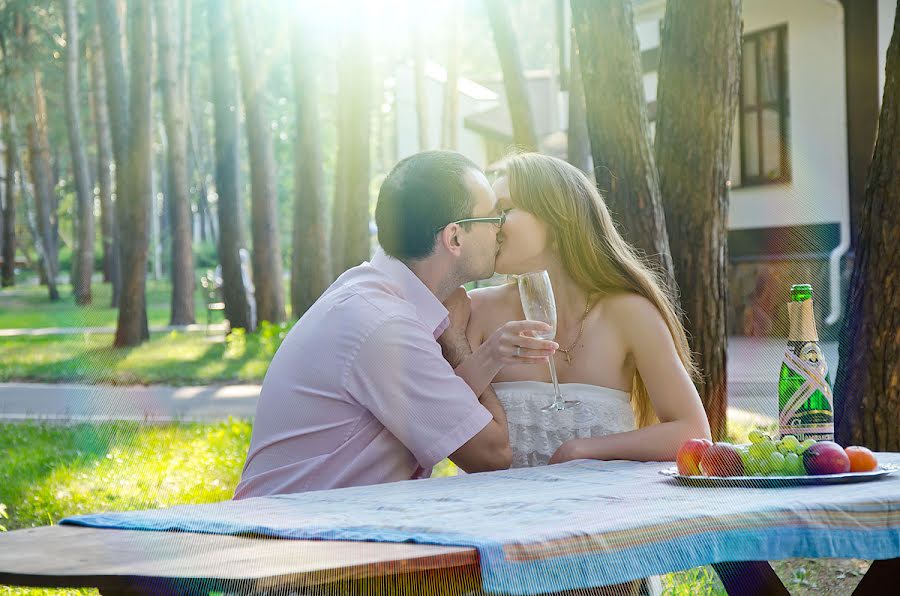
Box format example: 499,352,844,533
699,442,745,477
803,441,851,475
677,438,713,476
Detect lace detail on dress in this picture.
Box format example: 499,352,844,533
493,381,636,468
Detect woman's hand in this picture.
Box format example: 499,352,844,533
549,439,586,465
483,320,558,368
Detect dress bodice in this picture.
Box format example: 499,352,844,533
492,381,636,468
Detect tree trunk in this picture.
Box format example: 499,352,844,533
834,8,900,451
156,0,195,325
289,8,331,319
63,0,95,305
113,0,152,347
208,0,255,332
571,0,676,289
410,2,429,151
27,70,59,301
332,1,372,275
441,3,460,150
230,0,285,324
90,27,115,285
566,29,591,175
97,0,128,308
1,113,15,287
484,0,538,151
654,0,742,442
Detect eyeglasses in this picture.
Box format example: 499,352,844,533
437,211,507,232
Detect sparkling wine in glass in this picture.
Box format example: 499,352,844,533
516,271,580,412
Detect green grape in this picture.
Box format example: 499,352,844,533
748,430,766,444
758,440,776,458
776,441,793,455
782,435,800,451
769,451,786,474
784,452,802,476
799,438,817,454
748,443,766,460
745,459,761,477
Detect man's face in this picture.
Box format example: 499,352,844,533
457,169,500,281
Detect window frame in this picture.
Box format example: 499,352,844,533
737,24,791,188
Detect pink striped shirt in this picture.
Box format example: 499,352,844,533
234,249,492,498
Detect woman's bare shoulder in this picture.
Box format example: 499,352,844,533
469,282,519,309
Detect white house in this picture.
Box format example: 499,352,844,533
632,0,895,336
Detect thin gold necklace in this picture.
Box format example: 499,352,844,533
556,295,595,364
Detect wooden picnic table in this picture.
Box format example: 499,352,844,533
1,523,898,594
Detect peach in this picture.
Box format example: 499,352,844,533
803,441,851,475
677,438,713,476
699,442,745,477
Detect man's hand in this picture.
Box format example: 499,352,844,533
438,287,472,367
443,286,471,337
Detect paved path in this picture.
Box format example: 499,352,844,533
0,338,839,425
0,382,260,422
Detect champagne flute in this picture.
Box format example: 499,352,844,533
516,271,581,412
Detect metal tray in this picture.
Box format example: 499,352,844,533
659,464,898,487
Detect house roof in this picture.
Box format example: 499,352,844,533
463,70,560,144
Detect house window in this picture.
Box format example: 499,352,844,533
739,25,790,186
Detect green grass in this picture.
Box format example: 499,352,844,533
0,420,253,596
0,280,209,331
0,331,275,385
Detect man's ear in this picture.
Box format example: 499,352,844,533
440,224,464,257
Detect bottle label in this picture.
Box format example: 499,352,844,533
779,349,834,437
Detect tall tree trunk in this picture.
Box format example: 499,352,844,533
441,3,460,150
230,0,285,324
113,0,152,347
332,1,372,275
90,27,115,284
410,2,429,151
289,8,330,319
484,0,538,151
654,0,742,442
208,0,255,332
63,0,95,305
566,29,591,175
1,113,15,287
156,0,195,325
97,0,128,308
571,0,676,288
27,70,59,301
834,9,900,451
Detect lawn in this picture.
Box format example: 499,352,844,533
0,420,869,596
0,329,277,385
0,280,209,331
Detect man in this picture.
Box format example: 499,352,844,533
234,151,513,498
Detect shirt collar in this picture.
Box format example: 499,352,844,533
370,248,450,337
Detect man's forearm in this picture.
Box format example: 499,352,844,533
439,330,508,439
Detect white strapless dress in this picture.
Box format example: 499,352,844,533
492,380,636,468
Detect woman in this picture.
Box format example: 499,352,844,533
455,153,711,469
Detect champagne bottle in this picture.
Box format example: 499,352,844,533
778,284,834,440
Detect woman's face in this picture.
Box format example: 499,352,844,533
492,176,552,275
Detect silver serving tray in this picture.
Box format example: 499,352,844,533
659,464,898,487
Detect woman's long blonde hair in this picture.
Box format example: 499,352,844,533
504,153,698,428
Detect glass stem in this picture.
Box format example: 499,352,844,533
547,357,563,405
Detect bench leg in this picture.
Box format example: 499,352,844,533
851,558,900,596
712,561,790,596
